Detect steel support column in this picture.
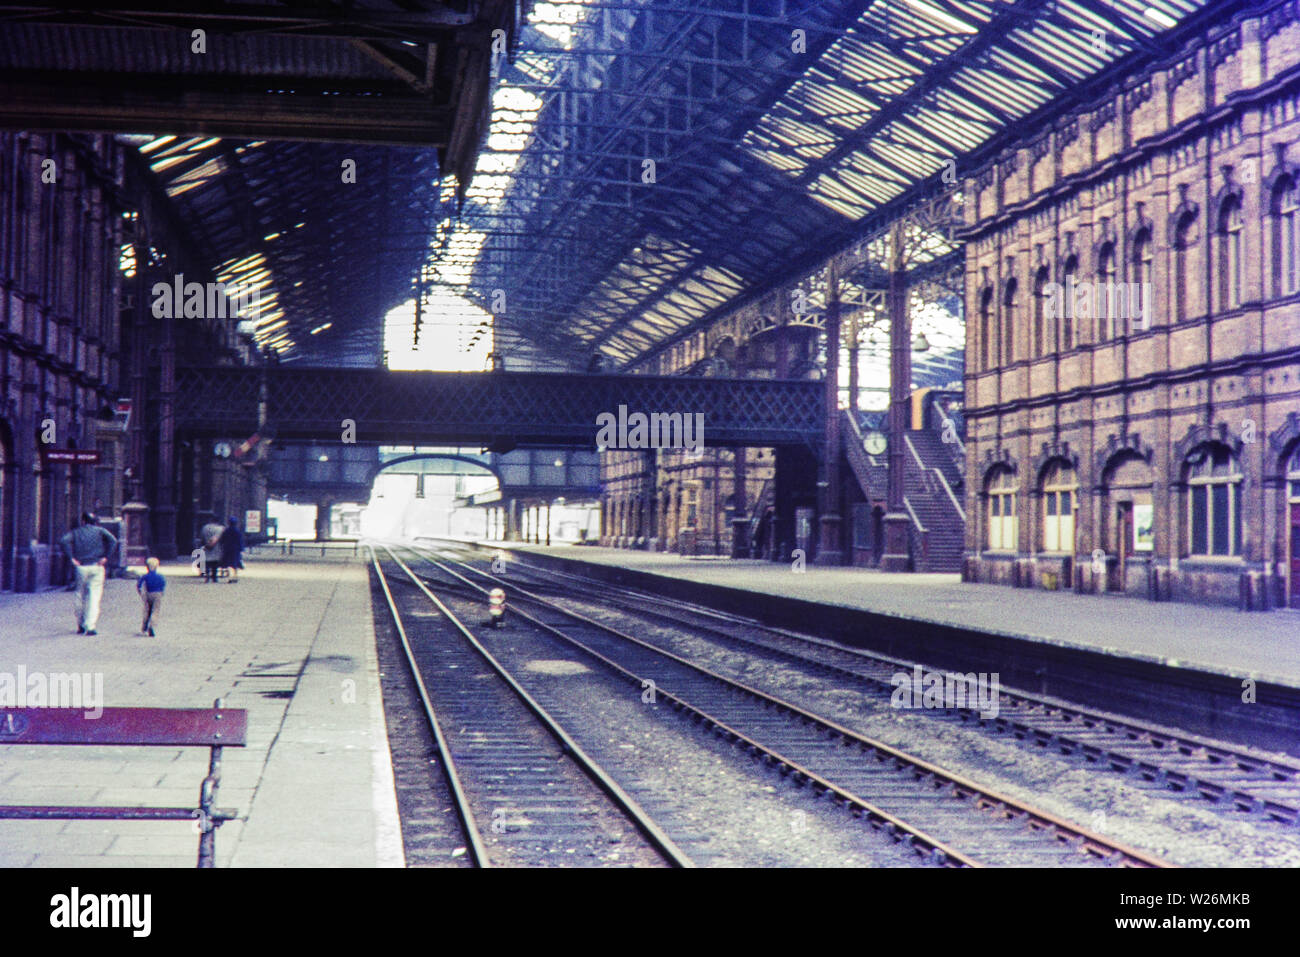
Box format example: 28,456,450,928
816,259,843,565
881,224,912,572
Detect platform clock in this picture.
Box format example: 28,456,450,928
863,430,887,456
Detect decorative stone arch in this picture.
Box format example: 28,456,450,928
744,312,779,339
1213,178,1245,232
1091,217,1119,265
1125,204,1155,249
1269,411,1300,480
1172,421,1244,470
1167,188,1200,246
1031,440,1081,486
1263,145,1297,200
980,447,1018,487
1093,432,1155,488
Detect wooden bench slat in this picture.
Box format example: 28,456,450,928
0,707,247,747
0,806,240,822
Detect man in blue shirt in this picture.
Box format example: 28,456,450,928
137,557,166,637
59,512,118,635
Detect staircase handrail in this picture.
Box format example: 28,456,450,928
937,413,966,458
905,432,967,522
902,495,927,533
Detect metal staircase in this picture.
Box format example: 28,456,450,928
841,410,965,572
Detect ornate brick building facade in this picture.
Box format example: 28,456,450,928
961,7,1300,608
599,302,822,557
0,132,266,591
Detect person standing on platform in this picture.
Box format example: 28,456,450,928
60,511,118,636
137,557,166,636
201,519,224,583
219,516,244,583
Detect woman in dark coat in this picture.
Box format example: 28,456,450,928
219,517,244,583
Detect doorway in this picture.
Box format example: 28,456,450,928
0,426,7,590
1114,501,1133,591
1291,503,1300,609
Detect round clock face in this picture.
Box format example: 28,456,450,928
863,430,887,455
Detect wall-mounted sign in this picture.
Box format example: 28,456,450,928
245,510,262,534
42,449,100,465
1133,503,1154,552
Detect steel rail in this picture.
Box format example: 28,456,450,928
368,545,490,867
380,544,697,868
491,553,1300,824
412,543,1173,868
404,544,980,867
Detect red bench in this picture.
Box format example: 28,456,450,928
0,699,247,867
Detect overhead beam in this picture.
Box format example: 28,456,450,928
0,74,454,145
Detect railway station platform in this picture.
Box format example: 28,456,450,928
488,544,1300,690
0,552,404,868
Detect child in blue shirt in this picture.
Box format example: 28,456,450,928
137,557,166,636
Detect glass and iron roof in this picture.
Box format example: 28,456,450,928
442,0,1210,369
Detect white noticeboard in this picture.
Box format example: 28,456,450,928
1133,503,1154,552
245,510,262,534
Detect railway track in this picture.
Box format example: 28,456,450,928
404,542,1172,868
370,544,692,868
469,547,1300,828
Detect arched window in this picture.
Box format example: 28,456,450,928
1173,213,1194,322
1002,277,1017,365
1132,229,1153,334
1185,444,1242,556
1220,196,1244,310
1273,178,1300,297
1061,254,1077,349
1041,461,1078,552
1096,242,1115,341
979,287,993,371
986,468,1018,551
1033,265,1050,357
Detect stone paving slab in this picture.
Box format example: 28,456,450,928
498,544,1300,688
0,552,404,868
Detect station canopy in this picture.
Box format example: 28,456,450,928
0,0,1210,369
0,0,518,364
443,0,1208,372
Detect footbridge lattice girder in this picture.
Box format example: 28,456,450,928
175,367,824,449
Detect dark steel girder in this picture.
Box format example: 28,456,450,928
0,72,455,145
0,3,476,38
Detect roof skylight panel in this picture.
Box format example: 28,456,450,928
1013,25,1096,80
836,163,906,197
900,102,986,151
811,173,885,215
978,51,1057,98
951,67,1043,116
880,119,957,158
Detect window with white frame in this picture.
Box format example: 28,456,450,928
1041,461,1077,552
1186,444,1242,556
986,468,1018,551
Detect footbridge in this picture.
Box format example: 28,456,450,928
175,367,824,449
